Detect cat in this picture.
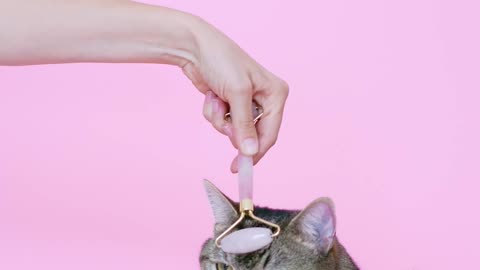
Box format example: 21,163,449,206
199,180,359,270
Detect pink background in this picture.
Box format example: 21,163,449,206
1,0,479,269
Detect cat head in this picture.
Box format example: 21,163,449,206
199,180,358,270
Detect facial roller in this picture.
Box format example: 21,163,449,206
215,103,281,254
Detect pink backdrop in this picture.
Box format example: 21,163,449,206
1,0,479,269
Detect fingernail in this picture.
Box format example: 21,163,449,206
223,124,233,137
212,99,220,113
204,103,213,119
204,91,214,119
206,91,214,101
241,138,258,156
231,157,239,172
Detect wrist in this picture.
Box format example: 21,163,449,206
101,1,203,67
134,3,202,67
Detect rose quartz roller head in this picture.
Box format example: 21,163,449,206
215,104,281,254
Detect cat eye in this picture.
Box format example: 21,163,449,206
215,263,234,270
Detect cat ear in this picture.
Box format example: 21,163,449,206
288,198,336,255
203,180,238,231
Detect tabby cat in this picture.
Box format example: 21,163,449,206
199,180,359,270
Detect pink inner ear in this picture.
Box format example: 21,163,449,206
299,201,336,250
203,180,237,225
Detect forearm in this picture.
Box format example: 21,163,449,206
0,0,201,66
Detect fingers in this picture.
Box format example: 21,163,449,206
230,80,289,173
203,91,236,144
229,115,280,173
200,71,288,174
253,110,283,162
226,85,259,157
256,82,288,162
202,91,215,121
211,97,229,136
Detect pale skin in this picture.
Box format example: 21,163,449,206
0,0,289,173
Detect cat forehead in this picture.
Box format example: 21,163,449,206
207,238,321,270
250,206,301,222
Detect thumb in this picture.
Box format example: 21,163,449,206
228,89,258,156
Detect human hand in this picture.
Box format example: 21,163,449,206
181,19,289,173
0,0,288,173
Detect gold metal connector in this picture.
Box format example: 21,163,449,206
215,206,281,248
240,199,254,212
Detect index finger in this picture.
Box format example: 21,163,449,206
227,87,259,156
